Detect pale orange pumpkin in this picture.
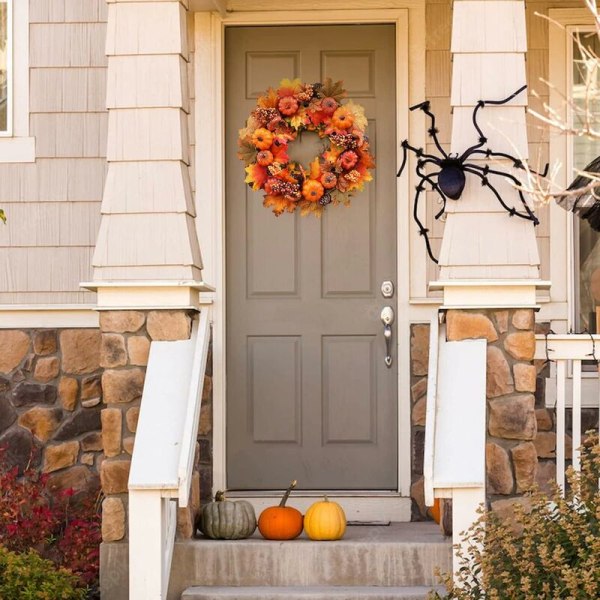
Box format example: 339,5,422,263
304,496,346,541
258,480,303,540
331,107,354,130
252,128,274,150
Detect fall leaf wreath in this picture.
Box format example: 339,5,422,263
238,78,375,216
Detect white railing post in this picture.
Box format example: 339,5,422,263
535,333,600,493
572,359,582,471
129,490,176,600
556,359,567,491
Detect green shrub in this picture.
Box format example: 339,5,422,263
0,545,85,600
432,434,600,599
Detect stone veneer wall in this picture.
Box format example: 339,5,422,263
0,328,103,496
445,309,557,511
98,310,205,543
409,311,560,519
0,314,210,543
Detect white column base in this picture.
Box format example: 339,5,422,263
430,280,550,309
80,280,215,311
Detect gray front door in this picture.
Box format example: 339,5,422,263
225,24,397,490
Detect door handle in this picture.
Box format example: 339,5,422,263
380,306,394,368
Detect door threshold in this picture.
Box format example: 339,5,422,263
224,492,411,522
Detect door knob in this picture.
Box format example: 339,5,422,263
380,306,394,367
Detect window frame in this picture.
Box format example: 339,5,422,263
0,0,34,162
0,0,13,137
547,9,598,337
567,23,599,335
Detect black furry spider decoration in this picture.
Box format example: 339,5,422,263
397,84,548,263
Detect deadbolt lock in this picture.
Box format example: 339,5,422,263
381,280,394,298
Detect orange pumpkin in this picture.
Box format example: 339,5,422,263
258,480,304,540
428,498,442,524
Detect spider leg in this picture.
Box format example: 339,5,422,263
416,162,448,219
467,163,538,222
409,100,448,158
458,101,488,160
397,143,409,177
397,140,443,177
459,85,528,162
463,165,539,225
481,84,528,107
465,148,550,178
413,176,440,264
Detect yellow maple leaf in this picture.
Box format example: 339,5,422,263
309,157,321,180
258,88,278,109
279,78,302,95
289,112,307,130
345,101,368,131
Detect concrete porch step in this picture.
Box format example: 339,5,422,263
168,522,452,598
181,585,445,600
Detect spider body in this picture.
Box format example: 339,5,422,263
437,157,466,200
397,85,547,263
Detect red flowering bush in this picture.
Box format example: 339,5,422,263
0,448,101,594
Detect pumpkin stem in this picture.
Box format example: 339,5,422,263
323,495,329,502
279,480,297,507
215,490,226,502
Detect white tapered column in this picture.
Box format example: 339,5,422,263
87,0,208,309
434,0,543,306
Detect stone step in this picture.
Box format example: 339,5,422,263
168,523,452,597
181,585,446,600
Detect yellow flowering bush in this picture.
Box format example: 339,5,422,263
432,434,600,599
0,546,85,600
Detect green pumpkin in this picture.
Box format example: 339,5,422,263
200,491,257,540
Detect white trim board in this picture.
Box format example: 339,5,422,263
194,5,425,506
227,493,411,523
0,306,99,328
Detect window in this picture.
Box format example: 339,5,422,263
571,30,600,332
0,0,10,135
0,0,33,162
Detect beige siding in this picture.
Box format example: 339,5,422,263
0,1,107,305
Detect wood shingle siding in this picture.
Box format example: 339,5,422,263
0,1,107,304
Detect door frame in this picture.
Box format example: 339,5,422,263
194,4,426,511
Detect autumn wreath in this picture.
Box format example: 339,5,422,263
238,78,375,216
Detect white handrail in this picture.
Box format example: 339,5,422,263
129,309,212,600
424,315,440,508
178,308,211,505
423,313,486,580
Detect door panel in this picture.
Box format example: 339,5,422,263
226,24,397,490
